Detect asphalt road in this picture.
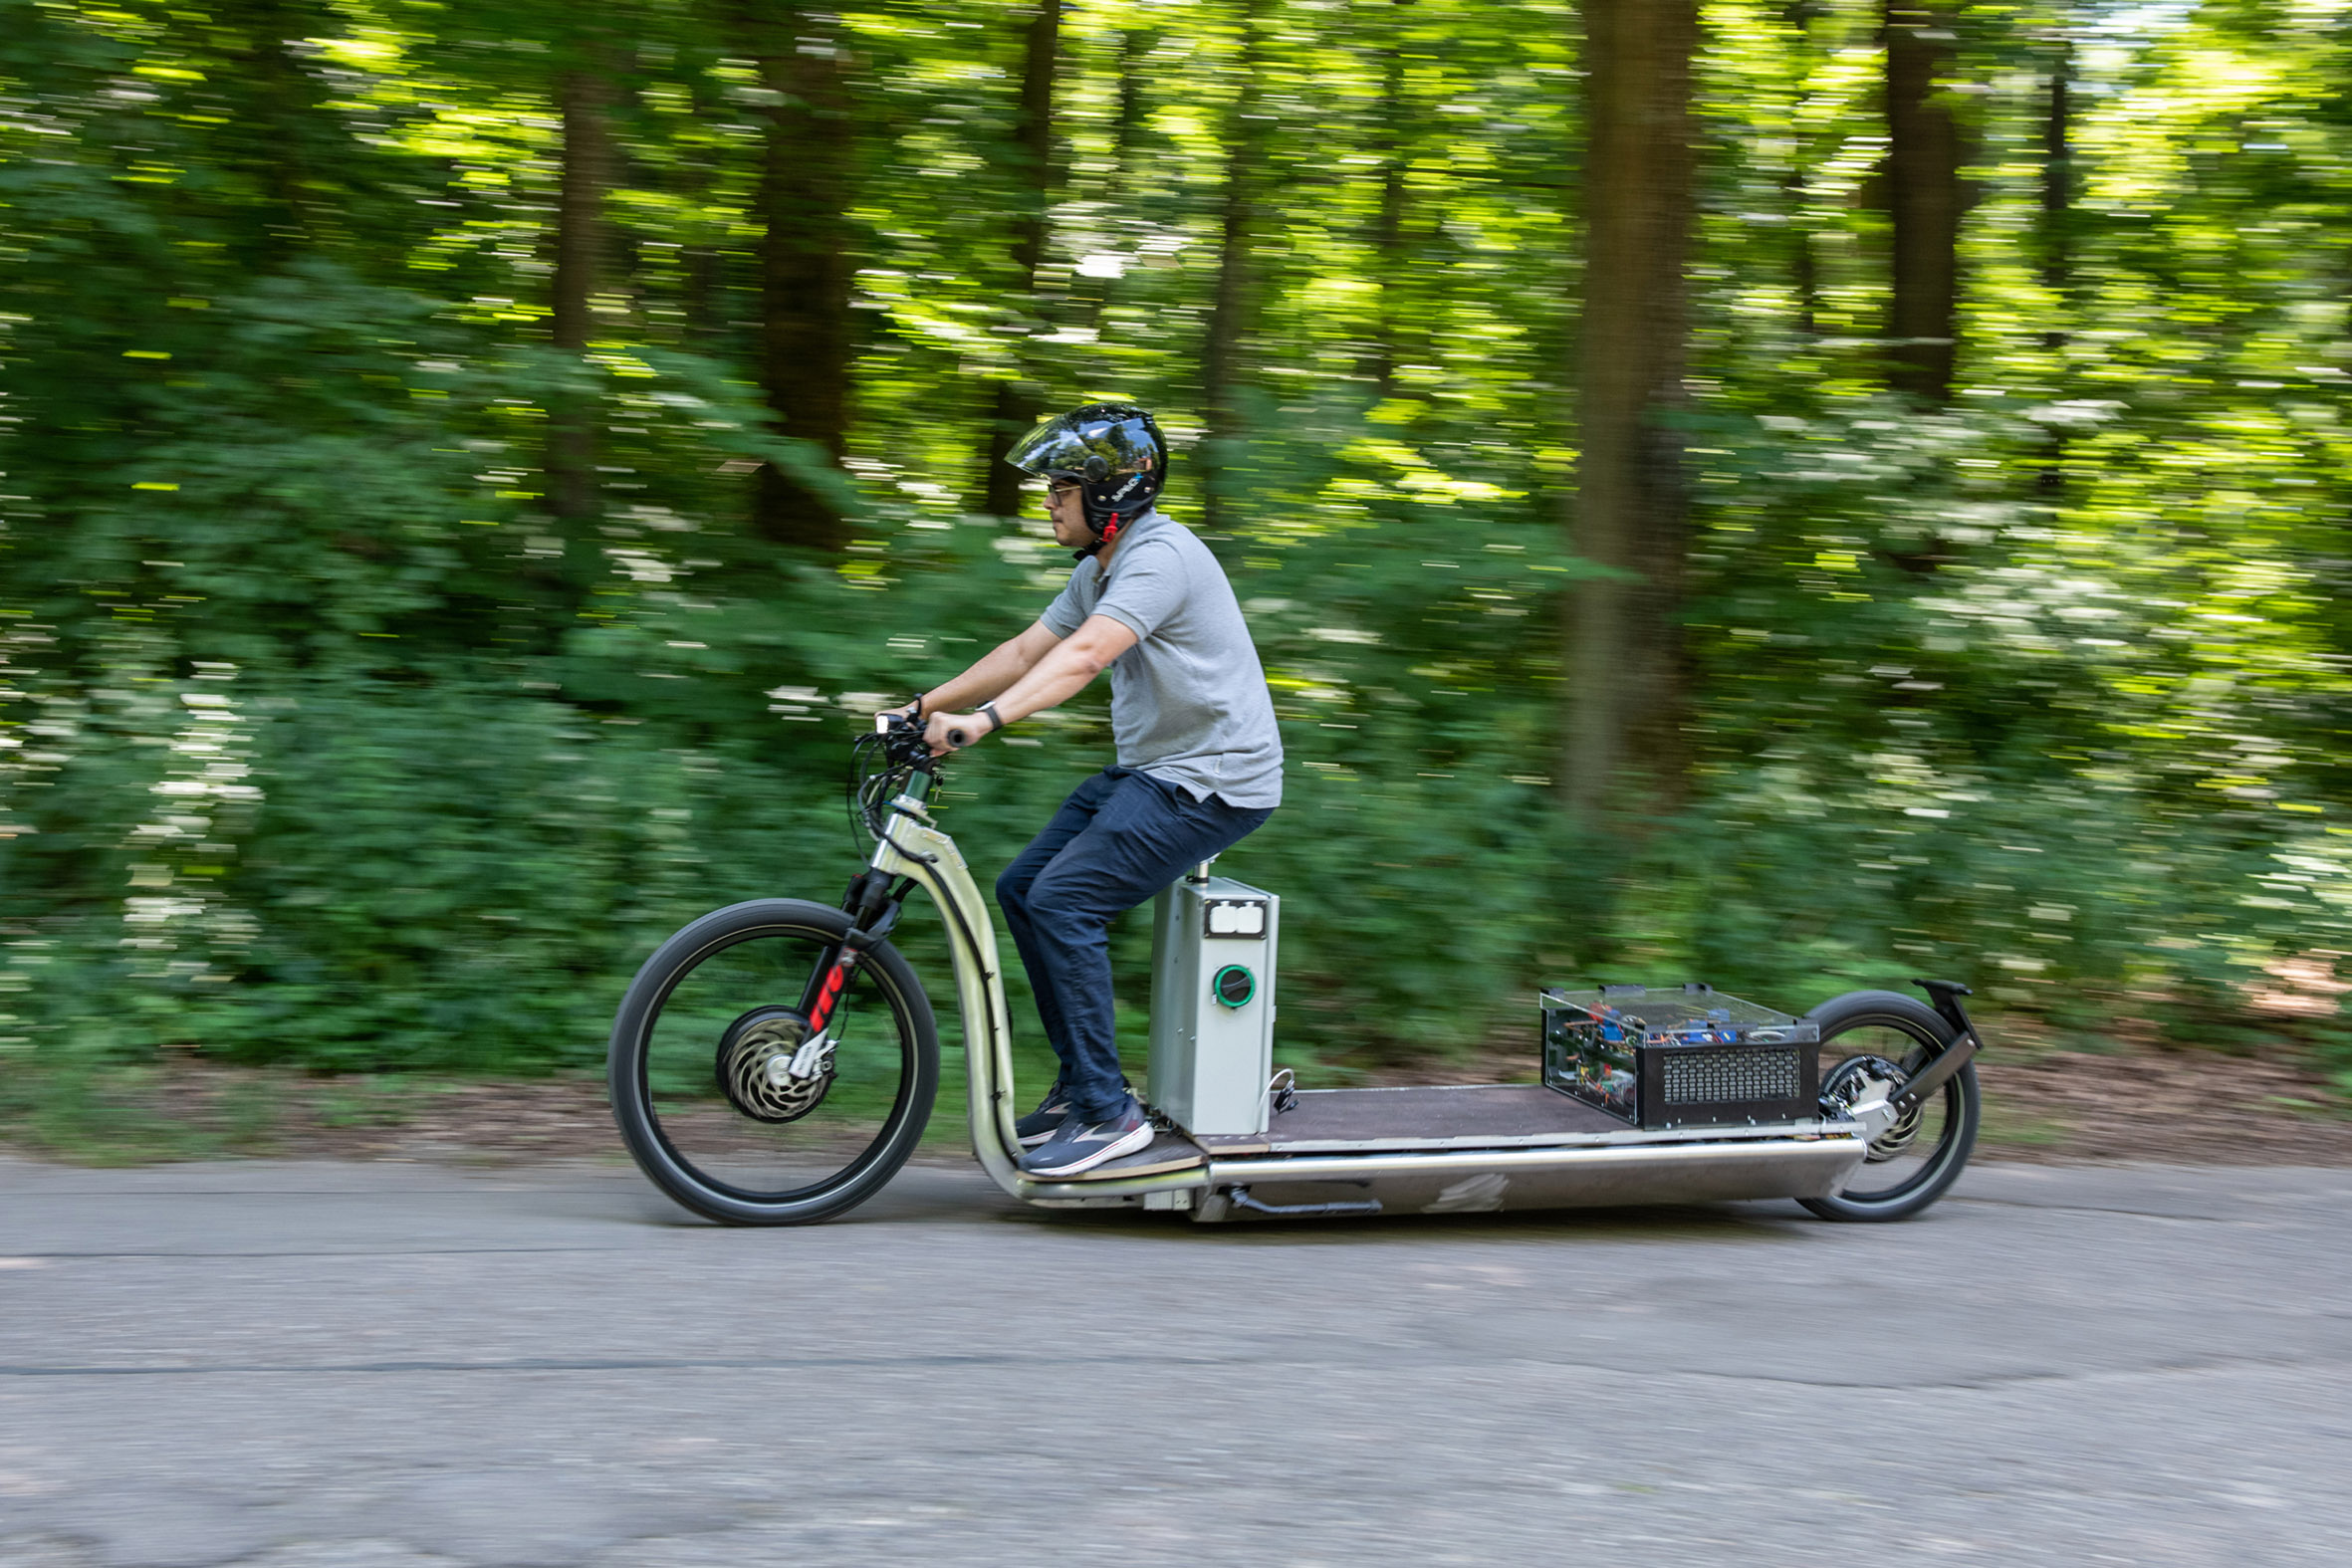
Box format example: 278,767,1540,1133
2,1155,2348,1568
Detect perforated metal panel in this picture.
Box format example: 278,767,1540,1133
1540,988,1819,1128
1660,1046,1801,1105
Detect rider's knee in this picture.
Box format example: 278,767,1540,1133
1022,867,1099,929
994,864,1029,914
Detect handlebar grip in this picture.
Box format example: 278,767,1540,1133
946,727,971,749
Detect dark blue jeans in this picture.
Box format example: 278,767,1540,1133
995,767,1274,1123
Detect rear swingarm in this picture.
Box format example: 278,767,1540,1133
1892,978,1985,1117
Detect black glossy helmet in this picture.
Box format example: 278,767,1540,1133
1005,404,1168,552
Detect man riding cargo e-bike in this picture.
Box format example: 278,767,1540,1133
607,404,1986,1229
891,405,1283,1178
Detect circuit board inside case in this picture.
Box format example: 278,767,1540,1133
1539,983,1821,1130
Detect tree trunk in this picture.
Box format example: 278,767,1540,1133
983,1,1063,519
750,11,855,553
1563,0,1698,815
1780,4,1822,336
2036,44,2071,491
1883,1,1961,401
219,0,334,268
2039,45,2071,339
1366,0,1415,395
1201,0,1271,537
548,64,613,528
1787,169,1819,336
683,244,720,341
1114,23,1157,196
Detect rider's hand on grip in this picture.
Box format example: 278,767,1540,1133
923,711,968,756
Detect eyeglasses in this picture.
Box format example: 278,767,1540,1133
1048,481,1082,499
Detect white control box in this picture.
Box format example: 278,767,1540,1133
1147,874,1279,1137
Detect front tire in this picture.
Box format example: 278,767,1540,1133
608,898,939,1226
1797,989,1979,1224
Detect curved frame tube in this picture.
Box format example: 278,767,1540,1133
869,796,1230,1204
869,804,1031,1197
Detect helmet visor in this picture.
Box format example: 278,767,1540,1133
1005,407,1161,484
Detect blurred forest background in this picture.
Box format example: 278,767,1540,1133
4,0,2350,1127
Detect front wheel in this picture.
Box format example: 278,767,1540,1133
1797,989,1979,1224
609,898,939,1225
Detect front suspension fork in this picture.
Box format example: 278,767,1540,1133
802,870,908,1035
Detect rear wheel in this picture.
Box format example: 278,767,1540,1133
1797,990,1978,1223
608,898,938,1226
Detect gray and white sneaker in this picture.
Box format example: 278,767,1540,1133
1017,1093,1153,1179
1015,1082,1073,1148
1015,1076,1133,1148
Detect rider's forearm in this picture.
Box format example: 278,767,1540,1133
990,638,1113,725
920,636,1037,713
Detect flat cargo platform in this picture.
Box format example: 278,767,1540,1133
1048,1083,1836,1184
1195,1084,1635,1156
1042,1087,1614,1184
1184,1086,1864,1219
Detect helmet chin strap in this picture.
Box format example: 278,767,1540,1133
1071,512,1121,561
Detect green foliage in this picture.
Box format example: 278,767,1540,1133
2,0,2349,1120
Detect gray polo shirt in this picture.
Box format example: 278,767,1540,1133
1039,509,1285,809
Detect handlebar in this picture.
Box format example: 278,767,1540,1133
851,714,941,845
876,709,978,754
873,711,937,763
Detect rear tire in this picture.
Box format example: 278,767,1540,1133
1797,989,1979,1224
608,898,939,1226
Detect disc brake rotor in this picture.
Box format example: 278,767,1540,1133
715,1006,836,1124
1821,1053,1927,1162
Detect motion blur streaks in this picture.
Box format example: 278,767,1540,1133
1,1,2348,1107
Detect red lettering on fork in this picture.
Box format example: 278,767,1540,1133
806,959,851,1035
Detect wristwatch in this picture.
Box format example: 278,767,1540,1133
979,701,1005,735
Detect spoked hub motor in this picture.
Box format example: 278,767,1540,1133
715,1006,836,1124
1821,1054,1924,1162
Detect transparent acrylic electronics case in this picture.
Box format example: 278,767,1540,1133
1540,983,1821,1131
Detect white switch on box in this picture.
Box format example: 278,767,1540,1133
1207,901,1265,937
